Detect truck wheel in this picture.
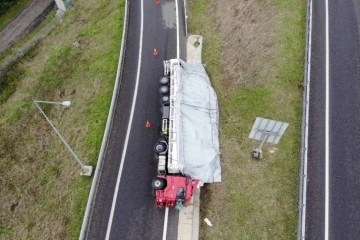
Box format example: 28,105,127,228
160,76,169,85
161,95,169,105
152,178,165,190
159,85,169,95
154,141,167,154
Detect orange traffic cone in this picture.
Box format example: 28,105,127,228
155,0,160,3
153,48,158,56
146,121,151,128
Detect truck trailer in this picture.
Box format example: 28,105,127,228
151,59,221,209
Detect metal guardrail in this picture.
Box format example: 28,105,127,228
79,0,130,239
298,0,312,239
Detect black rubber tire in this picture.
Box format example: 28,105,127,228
160,76,170,85
152,178,165,190
154,142,167,154
159,85,169,95
161,95,169,105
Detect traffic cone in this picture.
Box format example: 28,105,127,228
146,120,151,128
153,48,158,56
155,0,160,3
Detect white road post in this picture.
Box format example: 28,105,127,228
54,0,67,11
34,100,93,176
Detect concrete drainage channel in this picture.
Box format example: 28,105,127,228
0,0,55,55
0,0,55,79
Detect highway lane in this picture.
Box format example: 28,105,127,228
86,0,141,238
306,0,326,238
329,0,360,239
306,0,360,239
86,0,187,239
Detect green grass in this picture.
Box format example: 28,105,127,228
188,0,306,239
0,0,31,30
0,61,25,103
0,0,124,239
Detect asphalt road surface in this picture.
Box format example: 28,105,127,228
306,0,360,239
86,0,187,239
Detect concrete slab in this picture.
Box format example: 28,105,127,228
176,34,204,240
187,35,203,64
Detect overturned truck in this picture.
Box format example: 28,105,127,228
152,59,221,209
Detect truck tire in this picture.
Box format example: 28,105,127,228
154,141,167,154
161,95,169,105
160,76,169,85
159,85,169,95
152,178,165,190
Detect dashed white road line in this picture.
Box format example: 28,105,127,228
162,1,181,239
162,207,169,240
104,0,144,238
175,0,180,58
325,0,330,239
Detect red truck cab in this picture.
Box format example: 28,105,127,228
153,175,200,208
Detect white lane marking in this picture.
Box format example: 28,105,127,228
184,0,188,36
162,1,180,240
325,0,330,238
175,0,180,58
105,0,144,238
162,207,169,240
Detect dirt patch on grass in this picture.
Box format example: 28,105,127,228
209,0,277,89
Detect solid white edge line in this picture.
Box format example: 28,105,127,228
325,0,330,238
162,207,169,240
175,0,180,58
104,0,144,239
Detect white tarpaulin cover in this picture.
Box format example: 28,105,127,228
173,60,221,183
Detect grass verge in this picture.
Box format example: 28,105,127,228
188,0,306,239
0,0,124,239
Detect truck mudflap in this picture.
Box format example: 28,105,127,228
154,175,200,209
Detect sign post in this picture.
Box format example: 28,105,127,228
249,117,288,159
